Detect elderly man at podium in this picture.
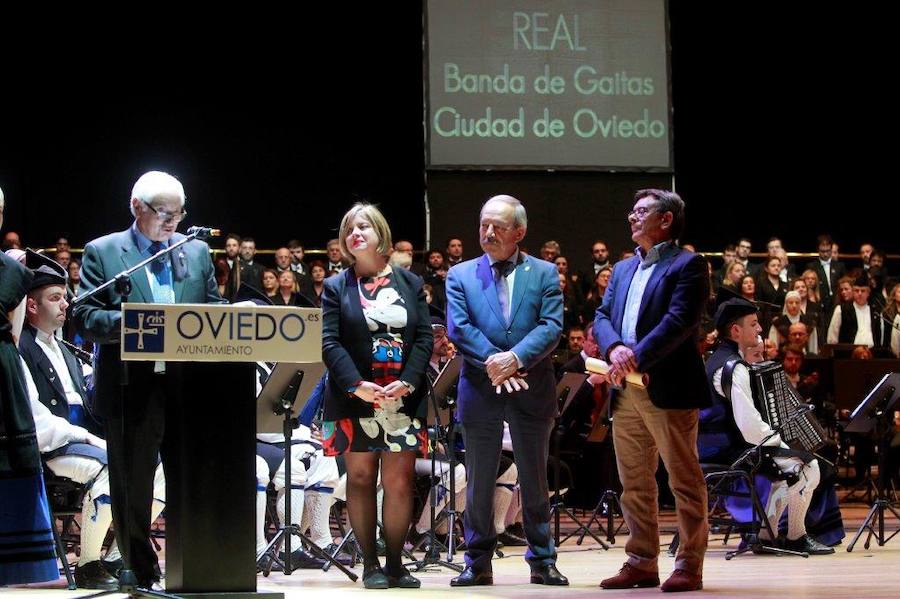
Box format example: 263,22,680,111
73,171,223,589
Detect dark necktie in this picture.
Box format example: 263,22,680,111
492,261,514,323
149,241,171,285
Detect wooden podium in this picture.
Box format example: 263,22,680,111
121,303,322,597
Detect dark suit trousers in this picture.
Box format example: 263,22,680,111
460,394,556,572
104,363,176,585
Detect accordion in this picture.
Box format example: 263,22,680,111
747,360,828,454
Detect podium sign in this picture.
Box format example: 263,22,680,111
120,303,321,363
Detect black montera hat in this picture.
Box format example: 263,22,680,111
25,249,67,291
713,297,758,333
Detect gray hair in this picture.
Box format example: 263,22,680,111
634,189,685,240
481,194,527,229
129,171,186,217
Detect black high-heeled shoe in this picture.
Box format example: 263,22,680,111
362,564,390,589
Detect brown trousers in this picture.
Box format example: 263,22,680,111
612,383,708,575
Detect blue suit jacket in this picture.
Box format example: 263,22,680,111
594,245,711,410
446,253,563,420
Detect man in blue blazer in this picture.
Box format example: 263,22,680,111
446,195,567,587
73,171,222,589
594,189,709,593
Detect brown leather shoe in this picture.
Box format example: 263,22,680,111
661,569,703,592
599,563,660,589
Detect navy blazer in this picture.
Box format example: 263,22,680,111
594,245,710,410
446,253,563,421
321,266,433,420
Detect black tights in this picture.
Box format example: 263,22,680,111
344,450,415,572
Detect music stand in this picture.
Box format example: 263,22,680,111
550,374,610,549
407,356,465,572
256,362,358,581
579,416,627,545
428,355,461,425
845,372,900,551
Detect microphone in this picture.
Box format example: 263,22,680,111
585,357,649,389
186,226,221,239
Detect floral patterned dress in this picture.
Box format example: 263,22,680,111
322,267,427,455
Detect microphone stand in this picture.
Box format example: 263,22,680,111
75,225,216,599
71,226,216,310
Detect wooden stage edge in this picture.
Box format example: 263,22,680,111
6,503,900,598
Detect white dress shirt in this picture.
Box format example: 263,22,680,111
827,303,874,347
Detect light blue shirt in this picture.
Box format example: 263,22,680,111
487,249,520,323
621,241,674,347
487,249,523,368
131,224,175,304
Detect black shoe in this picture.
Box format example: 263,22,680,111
450,566,493,587
386,565,421,589
375,537,387,557
324,542,355,566
784,534,835,555
497,531,528,547
530,563,569,586
279,548,328,569
362,564,390,589
74,560,119,590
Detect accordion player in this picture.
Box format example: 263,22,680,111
699,298,835,554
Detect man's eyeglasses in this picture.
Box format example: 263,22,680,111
144,202,187,223
627,207,655,220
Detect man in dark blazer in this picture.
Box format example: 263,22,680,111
805,234,846,317
237,237,265,292
594,189,709,593
445,195,567,587
73,171,223,589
